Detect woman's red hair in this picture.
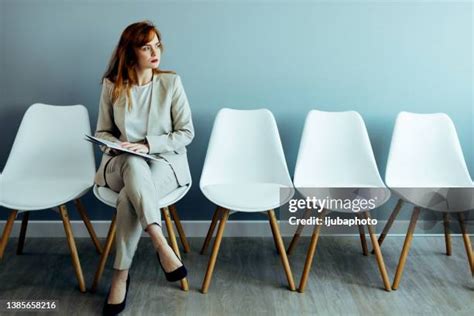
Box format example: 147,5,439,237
102,21,174,106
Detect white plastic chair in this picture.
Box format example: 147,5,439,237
287,110,392,292
90,180,192,292
0,103,99,293
199,108,296,293
382,112,474,289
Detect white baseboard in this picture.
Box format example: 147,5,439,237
0,220,465,238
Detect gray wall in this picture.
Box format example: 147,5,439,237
1,0,473,222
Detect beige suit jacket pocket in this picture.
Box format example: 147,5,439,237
158,151,191,186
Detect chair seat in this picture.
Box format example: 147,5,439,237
93,184,191,209
0,177,92,210
201,183,294,212
391,186,474,212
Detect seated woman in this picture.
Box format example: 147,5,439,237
94,20,194,316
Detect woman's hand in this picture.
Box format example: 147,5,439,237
121,142,150,154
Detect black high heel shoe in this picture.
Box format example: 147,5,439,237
156,249,187,282
103,275,130,316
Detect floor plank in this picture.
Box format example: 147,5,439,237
0,237,472,315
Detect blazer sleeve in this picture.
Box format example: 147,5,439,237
95,79,121,155
146,75,195,154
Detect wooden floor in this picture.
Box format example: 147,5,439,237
0,236,472,315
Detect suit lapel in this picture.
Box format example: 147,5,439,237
147,73,161,134
114,89,128,141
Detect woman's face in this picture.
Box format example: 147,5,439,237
134,33,161,70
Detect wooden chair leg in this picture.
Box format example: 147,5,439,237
267,210,296,291
17,211,30,255
201,208,229,294
91,213,117,293
457,212,473,276
443,212,452,256
58,204,86,293
357,213,368,256
372,199,404,253
364,212,391,291
0,210,18,260
200,206,222,255
298,209,327,293
268,213,280,255
287,208,312,255
169,204,191,253
162,207,189,291
74,198,103,254
392,207,421,290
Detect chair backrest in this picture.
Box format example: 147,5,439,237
200,108,292,188
385,112,472,187
294,110,385,188
2,103,96,183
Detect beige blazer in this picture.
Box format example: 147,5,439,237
94,73,194,187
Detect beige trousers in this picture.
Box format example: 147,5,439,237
104,154,179,270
